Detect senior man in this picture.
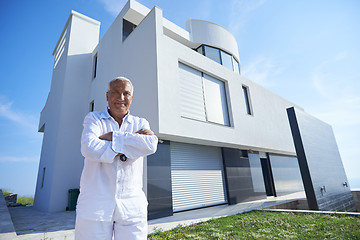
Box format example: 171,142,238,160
75,77,158,240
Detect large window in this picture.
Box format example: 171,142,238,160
179,63,230,126
196,45,240,74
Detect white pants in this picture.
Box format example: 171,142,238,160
75,206,147,240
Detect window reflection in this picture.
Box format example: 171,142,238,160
233,56,240,74
269,154,304,195
220,51,233,71
203,74,230,126
203,45,221,64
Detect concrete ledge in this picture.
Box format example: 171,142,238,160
0,189,18,240
266,199,309,210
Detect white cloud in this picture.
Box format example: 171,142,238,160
241,56,282,87
0,95,39,133
228,0,267,34
0,156,39,163
97,0,127,17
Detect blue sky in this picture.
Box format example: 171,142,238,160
0,0,359,196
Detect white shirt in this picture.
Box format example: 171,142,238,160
76,110,158,221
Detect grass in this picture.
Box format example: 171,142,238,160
16,196,34,205
1,189,34,205
148,210,360,239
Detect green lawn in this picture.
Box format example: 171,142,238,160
148,210,360,239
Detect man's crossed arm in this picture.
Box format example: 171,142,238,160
99,129,154,141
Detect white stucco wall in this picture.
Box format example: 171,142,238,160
34,12,100,212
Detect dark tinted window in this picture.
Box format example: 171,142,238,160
242,85,252,115
123,19,137,41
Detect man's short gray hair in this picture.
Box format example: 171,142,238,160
107,76,134,95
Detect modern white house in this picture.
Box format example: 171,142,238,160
34,0,355,218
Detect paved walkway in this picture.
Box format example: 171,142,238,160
3,191,306,240
0,190,17,240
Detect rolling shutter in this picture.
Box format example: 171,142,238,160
170,142,227,212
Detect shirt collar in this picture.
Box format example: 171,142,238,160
100,108,132,123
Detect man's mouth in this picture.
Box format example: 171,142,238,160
114,102,126,106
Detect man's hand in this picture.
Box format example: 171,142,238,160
136,128,154,135
99,132,113,141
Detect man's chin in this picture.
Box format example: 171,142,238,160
109,107,128,115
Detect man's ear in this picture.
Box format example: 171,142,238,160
106,91,109,102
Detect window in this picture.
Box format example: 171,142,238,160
196,45,240,75
233,57,240,74
179,63,230,126
220,51,233,71
89,101,94,112
123,19,137,41
93,54,98,79
242,85,253,115
203,45,221,64
196,46,204,55
41,168,46,188
203,74,230,125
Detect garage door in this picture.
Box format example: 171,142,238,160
170,142,227,212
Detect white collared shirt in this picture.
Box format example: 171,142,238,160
76,110,158,221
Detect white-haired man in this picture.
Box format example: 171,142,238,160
75,77,158,240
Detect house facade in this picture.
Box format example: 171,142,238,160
34,0,355,217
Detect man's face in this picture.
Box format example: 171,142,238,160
106,80,133,116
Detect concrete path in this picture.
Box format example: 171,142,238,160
8,206,76,240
